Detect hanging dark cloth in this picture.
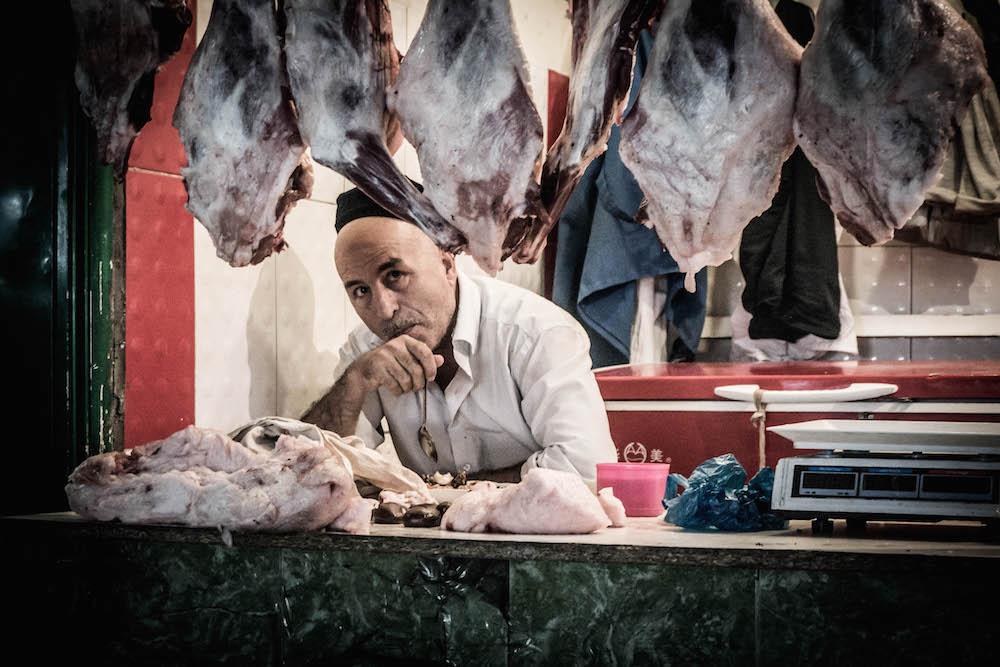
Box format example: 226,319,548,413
897,0,1000,259
552,30,707,368
738,0,841,343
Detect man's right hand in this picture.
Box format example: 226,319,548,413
347,335,445,396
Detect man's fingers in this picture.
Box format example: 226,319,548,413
393,353,426,392
382,359,410,396
401,336,438,383
433,354,444,368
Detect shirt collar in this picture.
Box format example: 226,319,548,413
450,270,481,373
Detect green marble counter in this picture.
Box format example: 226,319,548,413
4,513,998,665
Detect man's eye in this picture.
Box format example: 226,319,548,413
351,285,369,298
386,271,406,284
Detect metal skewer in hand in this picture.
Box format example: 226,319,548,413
418,386,438,463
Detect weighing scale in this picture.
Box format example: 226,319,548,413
768,420,1000,535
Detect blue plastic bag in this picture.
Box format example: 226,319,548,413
663,454,787,531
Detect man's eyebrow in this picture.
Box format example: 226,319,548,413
377,258,402,274
343,279,364,290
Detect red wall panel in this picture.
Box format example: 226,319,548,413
124,171,195,448
124,4,197,448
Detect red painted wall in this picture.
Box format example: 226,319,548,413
123,8,197,448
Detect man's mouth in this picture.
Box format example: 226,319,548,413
385,322,421,339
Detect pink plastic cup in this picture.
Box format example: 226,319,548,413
596,463,671,517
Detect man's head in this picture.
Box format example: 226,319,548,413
334,188,458,350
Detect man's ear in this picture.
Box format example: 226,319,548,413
440,250,457,282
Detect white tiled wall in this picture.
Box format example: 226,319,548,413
193,0,571,431
699,222,1000,363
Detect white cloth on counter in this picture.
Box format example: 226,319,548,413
333,270,618,488
229,416,432,503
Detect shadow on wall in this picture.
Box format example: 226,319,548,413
246,247,339,422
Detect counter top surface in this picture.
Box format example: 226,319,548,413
6,511,998,570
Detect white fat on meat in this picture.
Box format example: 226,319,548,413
173,0,312,267
619,0,802,292
793,0,988,245
388,0,545,274
378,488,435,509
441,469,615,535
597,487,627,527
65,425,370,534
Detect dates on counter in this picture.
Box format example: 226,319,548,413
373,501,406,524
402,504,442,528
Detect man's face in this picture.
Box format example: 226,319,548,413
335,216,458,350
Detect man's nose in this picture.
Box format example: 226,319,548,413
371,286,399,320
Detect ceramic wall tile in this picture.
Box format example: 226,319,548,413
196,0,213,43
405,0,428,51
275,200,346,419
310,161,345,206
512,0,573,75
706,260,744,317
389,0,408,51
697,337,732,362
838,246,911,315
911,336,1000,360
836,221,908,246
194,221,277,432
856,337,910,361
911,247,1000,314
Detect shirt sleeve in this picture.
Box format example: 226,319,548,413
512,323,619,489
331,332,386,450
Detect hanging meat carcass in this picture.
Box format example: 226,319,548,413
387,0,546,274
173,0,312,267
619,0,803,292
793,0,989,246
70,0,192,174
513,0,662,264
284,0,466,252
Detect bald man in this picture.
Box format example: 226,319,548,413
303,187,617,486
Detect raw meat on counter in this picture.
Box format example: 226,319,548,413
794,0,988,246
283,0,465,252
173,0,312,267
598,487,627,527
70,0,192,174
520,0,662,263
231,417,433,501
388,0,547,274
619,0,802,292
65,425,372,534
441,470,620,534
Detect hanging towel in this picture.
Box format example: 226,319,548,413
552,30,707,368
738,1,842,344
739,147,842,342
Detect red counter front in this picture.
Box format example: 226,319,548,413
595,361,1000,477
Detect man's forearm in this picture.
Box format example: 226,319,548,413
468,464,522,484
301,368,370,436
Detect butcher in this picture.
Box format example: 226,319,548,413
303,187,617,486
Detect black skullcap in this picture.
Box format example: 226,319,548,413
334,180,424,233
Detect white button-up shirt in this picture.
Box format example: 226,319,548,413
332,270,618,486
